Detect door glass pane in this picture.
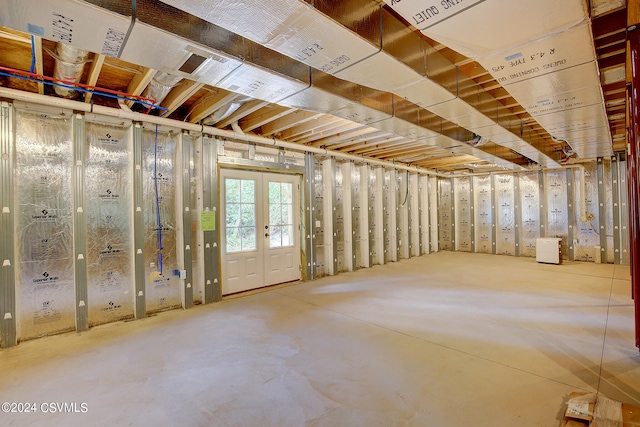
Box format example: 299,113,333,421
268,182,294,248
225,177,256,253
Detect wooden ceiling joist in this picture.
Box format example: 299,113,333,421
217,99,270,129
84,54,105,104
187,90,238,124
239,106,294,132
125,67,157,108
161,80,205,116
260,110,324,136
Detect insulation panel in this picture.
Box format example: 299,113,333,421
495,174,516,256
455,177,472,252
474,175,493,254
438,178,453,251
519,173,540,258
313,159,326,277
335,162,346,272
143,128,180,312
15,110,75,339
85,122,134,325
545,171,569,257
352,165,362,269
574,163,600,262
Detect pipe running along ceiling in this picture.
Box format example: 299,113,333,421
0,0,627,172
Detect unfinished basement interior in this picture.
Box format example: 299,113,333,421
1,0,640,425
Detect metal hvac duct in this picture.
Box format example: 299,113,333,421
0,0,524,170
383,0,612,159
155,0,560,167
53,43,89,98
143,71,182,105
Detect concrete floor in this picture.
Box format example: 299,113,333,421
1,251,639,426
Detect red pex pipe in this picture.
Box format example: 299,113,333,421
0,65,157,105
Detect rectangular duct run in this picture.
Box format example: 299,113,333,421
120,22,244,87
15,109,75,340
519,172,541,258
574,163,600,262
545,170,569,258
143,127,180,313
438,177,453,251
159,0,379,76
384,0,612,160
455,177,472,252
474,175,493,254
495,174,516,256
85,121,134,325
0,0,130,58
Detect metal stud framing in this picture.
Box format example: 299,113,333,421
72,113,89,331
451,175,456,251
491,174,497,255
514,174,521,257
567,168,575,262
0,102,16,347
360,165,375,267
349,161,357,270
180,132,194,308
304,152,316,280
132,123,146,318
470,176,475,254
612,155,622,264
202,137,221,303
539,171,546,237
597,158,607,261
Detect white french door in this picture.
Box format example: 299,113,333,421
220,169,301,295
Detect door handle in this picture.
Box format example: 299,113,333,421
265,233,270,237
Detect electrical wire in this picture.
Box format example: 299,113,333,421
154,124,163,275
401,170,409,206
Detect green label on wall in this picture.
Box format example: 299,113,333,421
201,211,216,231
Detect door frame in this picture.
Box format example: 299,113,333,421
218,159,305,295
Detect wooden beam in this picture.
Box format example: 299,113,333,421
33,36,44,95
239,105,294,132
346,135,407,154
216,100,270,129
260,110,324,135
126,67,157,108
187,90,238,124
307,126,377,147
324,130,389,150
84,54,105,103
280,116,344,140
296,122,362,145
161,80,205,116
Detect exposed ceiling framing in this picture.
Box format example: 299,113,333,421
0,0,632,172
